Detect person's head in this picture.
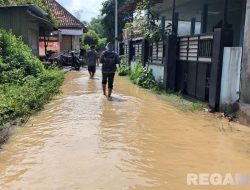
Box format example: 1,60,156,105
90,45,95,50
105,42,113,52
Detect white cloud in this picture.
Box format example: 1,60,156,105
58,0,105,22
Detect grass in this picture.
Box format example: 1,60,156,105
154,90,207,112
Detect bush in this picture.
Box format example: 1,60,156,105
0,30,64,127
0,30,45,84
129,61,157,89
117,63,130,76
129,62,144,82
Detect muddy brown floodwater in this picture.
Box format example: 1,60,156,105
1,69,250,190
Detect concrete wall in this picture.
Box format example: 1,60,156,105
220,47,242,111
148,64,164,82
130,61,164,82
240,0,250,125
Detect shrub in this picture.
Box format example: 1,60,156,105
0,30,64,127
0,30,45,84
129,61,157,89
117,63,130,76
129,62,144,82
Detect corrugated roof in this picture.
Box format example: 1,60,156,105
46,0,87,31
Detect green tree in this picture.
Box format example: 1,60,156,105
101,0,133,43
83,30,99,46
82,30,107,51
88,16,105,38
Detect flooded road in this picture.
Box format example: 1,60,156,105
1,69,250,190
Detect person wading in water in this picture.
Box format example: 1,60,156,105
87,45,99,78
100,43,119,100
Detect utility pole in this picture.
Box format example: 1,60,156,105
115,0,118,53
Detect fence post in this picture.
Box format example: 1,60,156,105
163,34,177,90
209,28,233,109
119,42,124,56
128,40,133,65
142,39,149,67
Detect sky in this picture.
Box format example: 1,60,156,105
57,0,105,22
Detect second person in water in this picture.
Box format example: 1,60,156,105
86,45,99,78
100,43,119,100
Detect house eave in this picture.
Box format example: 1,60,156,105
59,28,83,36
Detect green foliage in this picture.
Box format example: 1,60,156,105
0,30,64,127
123,0,172,42
101,0,133,43
88,17,106,38
98,37,107,50
81,30,107,51
117,63,130,76
0,0,9,5
0,30,45,84
83,30,99,46
129,61,157,89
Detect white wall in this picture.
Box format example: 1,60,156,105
130,61,164,82
220,47,242,111
148,64,164,82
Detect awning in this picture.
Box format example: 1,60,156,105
120,0,244,21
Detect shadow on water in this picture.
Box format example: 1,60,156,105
108,95,128,103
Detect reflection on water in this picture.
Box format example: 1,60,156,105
0,69,250,190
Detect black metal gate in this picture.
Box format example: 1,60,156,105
175,29,233,109
176,34,214,101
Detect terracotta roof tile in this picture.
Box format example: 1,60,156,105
46,0,87,31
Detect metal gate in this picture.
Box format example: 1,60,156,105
176,34,214,101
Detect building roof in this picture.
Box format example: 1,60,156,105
0,4,48,17
46,0,87,31
0,4,54,30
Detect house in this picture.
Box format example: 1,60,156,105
120,0,250,125
0,4,54,56
45,0,87,52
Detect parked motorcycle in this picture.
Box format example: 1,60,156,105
48,51,81,70
70,51,81,71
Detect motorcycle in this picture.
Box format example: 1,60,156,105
49,51,81,71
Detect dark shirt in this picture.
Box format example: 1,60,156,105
100,51,119,73
87,50,98,66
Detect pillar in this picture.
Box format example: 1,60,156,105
200,4,208,33
239,0,250,125
190,18,196,35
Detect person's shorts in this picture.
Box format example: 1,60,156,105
88,66,96,73
102,72,115,89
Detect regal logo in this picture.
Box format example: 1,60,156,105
187,173,249,186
